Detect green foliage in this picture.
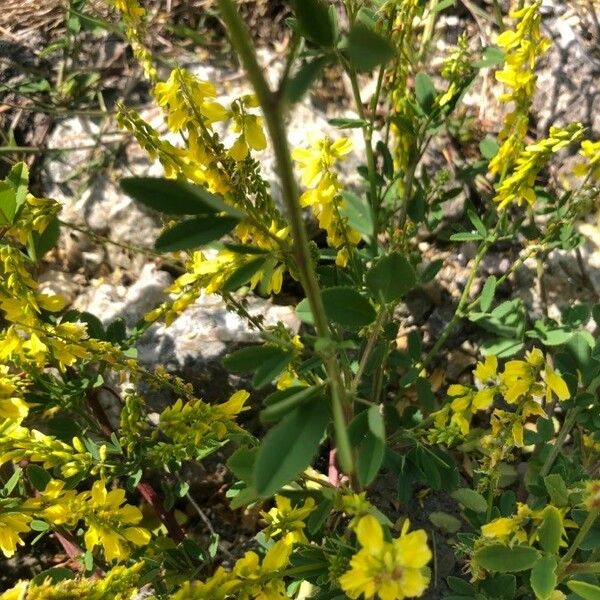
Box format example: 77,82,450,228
3,0,600,599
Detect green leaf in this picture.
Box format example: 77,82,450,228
450,231,484,242
376,140,394,180
474,46,505,68
29,216,60,261
480,276,497,312
224,345,288,373
223,345,293,389
0,182,17,226
543,474,569,507
6,162,29,208
530,555,557,600
293,0,336,46
31,567,75,587
342,23,395,72
227,446,258,483
432,0,456,12
366,252,416,302
121,177,243,217
567,580,600,600
26,464,51,492
30,519,50,532
367,405,385,440
261,385,323,423
451,488,487,513
357,431,385,487
328,117,369,129
154,215,239,252
307,497,333,534
221,257,267,293
285,56,329,104
480,137,499,159
339,191,373,237
415,72,436,112
253,399,329,496
474,544,539,573
253,351,293,389
321,286,376,328
537,506,562,554
429,511,461,533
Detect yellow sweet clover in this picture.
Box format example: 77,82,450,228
0,504,34,558
0,368,30,423
260,494,315,544
110,0,156,80
0,424,106,479
489,2,550,180
435,348,570,445
292,137,361,267
4,562,145,600
228,95,268,161
149,389,250,463
339,514,431,600
573,139,600,181
389,0,420,175
82,480,151,563
170,538,293,600
493,123,584,209
438,33,473,108
480,503,570,549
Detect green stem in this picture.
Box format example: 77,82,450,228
422,237,491,368
350,307,388,394
345,63,379,250
218,0,354,475
562,507,600,566
563,561,600,575
539,407,581,478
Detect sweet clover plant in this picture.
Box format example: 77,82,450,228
1,1,600,599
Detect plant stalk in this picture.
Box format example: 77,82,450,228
218,0,354,475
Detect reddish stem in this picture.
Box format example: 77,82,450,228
136,481,185,542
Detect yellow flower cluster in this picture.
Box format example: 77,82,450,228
573,139,600,181
494,123,584,209
389,0,420,174
435,349,569,447
170,538,293,600
111,0,156,80
148,390,250,463
1,562,145,600
260,494,315,544
490,2,550,181
0,368,29,423
480,503,567,545
292,137,361,267
36,479,150,563
0,422,106,479
438,33,473,107
339,515,431,600
0,501,35,558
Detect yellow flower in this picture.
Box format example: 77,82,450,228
292,137,360,266
261,495,315,544
82,480,150,563
228,96,267,161
292,137,353,187
0,509,31,558
493,124,584,209
339,515,431,600
0,581,28,600
481,503,531,543
573,139,600,180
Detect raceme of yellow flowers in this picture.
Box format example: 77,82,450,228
0,176,250,572
433,348,569,449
